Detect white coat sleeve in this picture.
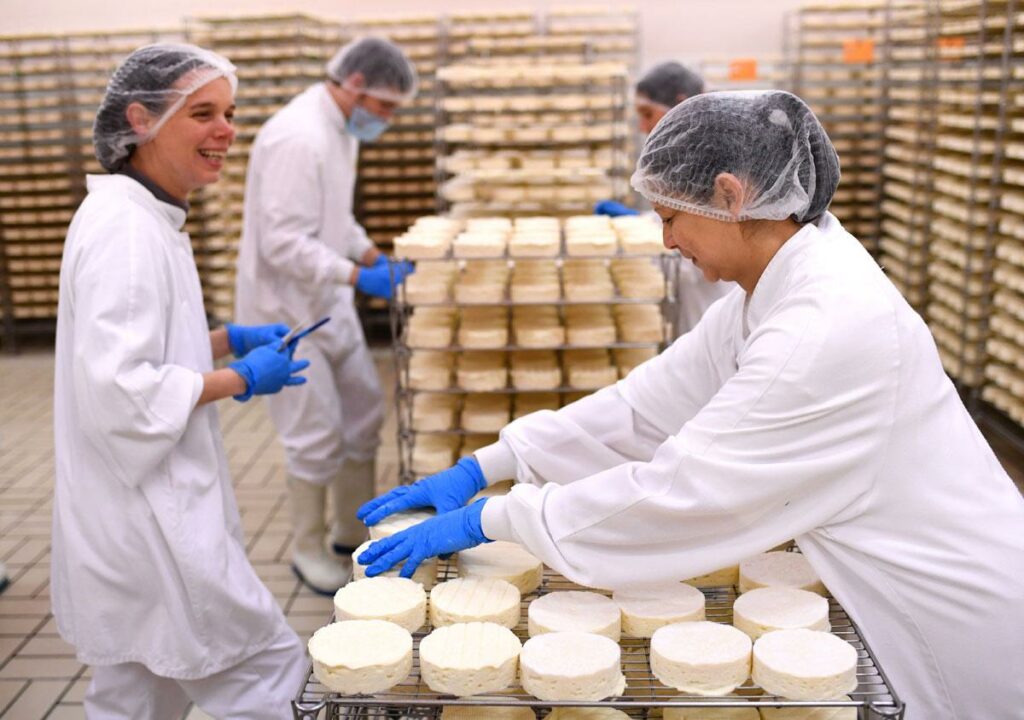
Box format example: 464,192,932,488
486,295,740,487
482,290,896,590
254,138,357,285
70,212,204,489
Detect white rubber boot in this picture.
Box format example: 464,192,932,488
331,458,377,556
288,477,350,595
0,561,8,595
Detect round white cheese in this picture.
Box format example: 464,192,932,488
368,508,435,541
759,698,857,719
614,584,706,638
752,629,858,701
520,631,626,701
351,541,437,590
545,707,632,719
430,577,522,629
418,622,522,697
308,620,412,695
333,577,427,633
442,706,535,719
739,552,827,595
528,590,621,640
458,540,544,594
682,565,740,588
733,587,831,640
650,621,752,695
664,699,760,719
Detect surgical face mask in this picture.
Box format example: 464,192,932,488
346,102,389,142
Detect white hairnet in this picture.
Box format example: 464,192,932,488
93,43,237,172
631,90,840,223
326,37,418,104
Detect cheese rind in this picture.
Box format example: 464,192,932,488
732,587,830,640
650,621,752,695
351,540,437,590
520,631,626,701
752,629,858,701
430,577,522,629
333,577,427,633
308,620,412,694
739,552,827,595
613,584,706,638
418,622,522,697
458,540,544,594
528,590,621,640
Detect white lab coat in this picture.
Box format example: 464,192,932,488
235,83,383,482
479,213,1024,720
52,175,293,679
674,259,734,337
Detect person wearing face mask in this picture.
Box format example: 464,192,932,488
596,61,733,337
53,44,309,719
234,37,417,595
358,91,1024,720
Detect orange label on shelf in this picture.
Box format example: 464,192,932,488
728,58,758,81
937,36,966,49
842,38,875,63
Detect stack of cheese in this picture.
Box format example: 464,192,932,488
413,434,460,475
407,307,457,348
460,433,498,458
513,306,565,347
511,350,563,390
458,307,509,348
461,394,511,433
739,552,828,596
350,540,438,589
514,391,561,418
404,261,458,304
458,540,544,594
563,348,617,389
566,305,617,346
563,258,615,301
612,257,666,299
613,346,658,378
408,350,454,390
395,216,464,259
452,217,513,258
511,216,561,257
412,393,459,431
614,304,665,343
511,260,561,302
565,215,618,256
613,214,664,254
457,351,508,391
455,260,509,303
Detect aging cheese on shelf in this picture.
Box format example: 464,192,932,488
739,552,827,595
429,577,522,629
528,590,621,640
732,587,831,640
418,621,522,697
650,621,752,696
520,631,625,701
752,629,858,701
613,584,706,638
308,620,412,695
458,540,544,594
332,577,427,633
351,540,437,589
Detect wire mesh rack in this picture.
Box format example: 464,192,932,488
292,563,905,719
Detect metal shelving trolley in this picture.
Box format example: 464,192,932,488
292,560,904,719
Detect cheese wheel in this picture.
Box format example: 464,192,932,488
430,577,522,629
308,620,412,695
368,509,435,541
419,622,522,697
682,565,740,588
759,698,857,719
545,708,632,719
458,540,544,594
442,706,535,720
351,540,437,590
650,621,752,695
663,699,760,719
333,577,427,633
613,584,706,638
739,552,827,595
520,631,625,701
528,590,621,640
752,629,858,701
733,587,830,640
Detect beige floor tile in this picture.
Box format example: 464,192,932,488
0,658,82,681
17,636,76,657
57,679,87,704
0,599,52,617
0,617,48,636
42,705,84,720
0,680,27,715
0,680,69,720
286,614,329,635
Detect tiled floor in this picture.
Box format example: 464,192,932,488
0,348,401,719
2,347,1023,719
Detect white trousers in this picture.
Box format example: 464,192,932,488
266,329,384,486
83,625,306,720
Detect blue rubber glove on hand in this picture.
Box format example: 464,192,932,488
372,253,389,268
359,500,491,578
225,322,290,358
594,199,640,217
357,457,486,527
355,260,415,299
229,343,310,402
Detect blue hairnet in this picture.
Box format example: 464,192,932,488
93,43,236,172
635,61,705,109
326,37,418,103
631,90,840,223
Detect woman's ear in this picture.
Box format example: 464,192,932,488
125,102,153,136
713,173,746,219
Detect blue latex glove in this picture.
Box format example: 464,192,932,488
225,322,290,358
357,457,486,527
229,343,310,402
359,500,491,578
355,260,415,299
594,199,640,217
372,253,389,268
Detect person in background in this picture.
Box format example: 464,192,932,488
596,61,734,336
53,44,309,718
358,90,1024,720
234,37,417,595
